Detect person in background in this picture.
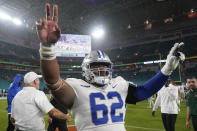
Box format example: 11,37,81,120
178,83,185,101
7,75,23,131
11,72,71,131
48,95,69,131
152,78,181,131
185,77,197,131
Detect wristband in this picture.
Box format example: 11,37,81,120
39,43,56,60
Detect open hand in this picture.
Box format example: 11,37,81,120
186,121,190,128
48,117,52,123
10,117,15,124
66,113,72,122
161,42,185,75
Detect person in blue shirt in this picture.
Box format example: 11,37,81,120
7,75,23,131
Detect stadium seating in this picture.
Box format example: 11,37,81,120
0,65,197,90
0,69,47,90
0,79,10,89
0,41,39,60
1,34,197,90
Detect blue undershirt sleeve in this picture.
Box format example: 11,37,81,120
136,71,169,102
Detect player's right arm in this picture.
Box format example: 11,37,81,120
48,108,71,122
36,3,76,108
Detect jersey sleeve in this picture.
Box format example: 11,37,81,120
136,71,169,102
126,82,137,104
65,78,78,97
35,91,54,114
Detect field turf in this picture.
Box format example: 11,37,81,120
0,98,194,131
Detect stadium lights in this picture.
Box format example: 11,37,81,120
0,11,22,26
0,11,12,20
91,27,105,39
12,18,22,25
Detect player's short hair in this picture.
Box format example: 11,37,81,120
186,77,197,81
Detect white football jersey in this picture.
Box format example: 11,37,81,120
66,76,129,131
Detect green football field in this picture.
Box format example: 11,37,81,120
0,98,194,131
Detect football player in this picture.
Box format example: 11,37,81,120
36,3,185,131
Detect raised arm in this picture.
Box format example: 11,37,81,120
134,43,185,102
36,3,75,108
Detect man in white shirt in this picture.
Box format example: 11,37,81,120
152,79,180,131
11,72,71,131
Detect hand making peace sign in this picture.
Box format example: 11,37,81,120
36,3,61,44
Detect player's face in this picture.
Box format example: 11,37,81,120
186,78,197,90
90,62,110,77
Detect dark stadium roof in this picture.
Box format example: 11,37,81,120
0,0,197,50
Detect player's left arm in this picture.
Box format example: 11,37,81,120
126,43,185,103
135,71,168,102
137,43,185,102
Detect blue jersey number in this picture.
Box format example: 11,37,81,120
89,91,124,125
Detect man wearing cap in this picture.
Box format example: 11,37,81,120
11,72,71,131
